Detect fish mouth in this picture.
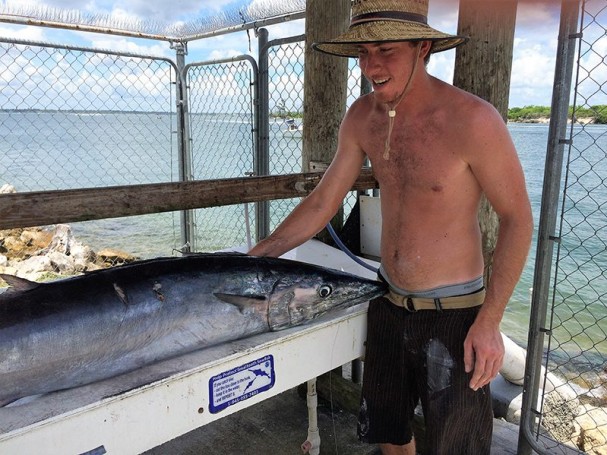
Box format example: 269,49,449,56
353,287,386,304
335,282,387,308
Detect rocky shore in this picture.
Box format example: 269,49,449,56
0,224,138,282
0,184,137,282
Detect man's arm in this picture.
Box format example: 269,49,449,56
463,103,534,390
249,103,368,258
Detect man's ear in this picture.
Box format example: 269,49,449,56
420,40,432,59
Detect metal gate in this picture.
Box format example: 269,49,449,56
184,56,259,252
519,1,607,453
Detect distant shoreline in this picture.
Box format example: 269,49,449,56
508,105,606,124
508,116,597,125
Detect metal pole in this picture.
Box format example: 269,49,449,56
173,41,194,253
517,1,581,453
256,28,271,241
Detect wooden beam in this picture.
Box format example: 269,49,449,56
453,0,518,283
454,0,517,120
0,170,377,230
304,0,350,244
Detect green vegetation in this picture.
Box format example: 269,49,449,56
508,105,607,124
271,110,303,119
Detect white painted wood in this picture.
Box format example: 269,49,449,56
359,196,382,260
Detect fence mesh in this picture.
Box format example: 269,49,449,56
185,58,257,251
531,1,607,453
266,39,366,234
0,33,369,279
0,39,181,277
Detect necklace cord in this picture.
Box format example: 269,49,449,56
383,43,422,160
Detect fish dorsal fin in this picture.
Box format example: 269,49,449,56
0,274,39,292
214,293,267,313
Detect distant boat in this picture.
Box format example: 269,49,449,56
283,118,303,137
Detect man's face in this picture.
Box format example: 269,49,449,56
357,41,423,104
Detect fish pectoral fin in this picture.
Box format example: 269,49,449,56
0,274,39,292
213,292,267,313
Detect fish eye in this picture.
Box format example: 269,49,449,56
318,285,333,298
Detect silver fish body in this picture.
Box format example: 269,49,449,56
0,253,384,405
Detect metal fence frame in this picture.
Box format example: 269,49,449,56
0,37,185,264
182,54,259,251
0,29,362,260
519,0,606,453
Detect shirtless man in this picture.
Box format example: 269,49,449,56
249,1,533,453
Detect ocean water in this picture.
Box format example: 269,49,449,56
505,123,606,366
1,112,605,362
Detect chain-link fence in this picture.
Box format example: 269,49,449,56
521,1,607,453
0,39,183,280
0,33,366,282
264,36,367,234
185,56,258,251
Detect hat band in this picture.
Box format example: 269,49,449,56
350,11,428,27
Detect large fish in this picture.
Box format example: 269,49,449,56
0,253,385,406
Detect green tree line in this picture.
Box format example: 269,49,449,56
508,105,607,124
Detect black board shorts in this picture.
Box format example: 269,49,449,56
357,295,493,454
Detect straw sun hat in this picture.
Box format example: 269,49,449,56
313,0,468,57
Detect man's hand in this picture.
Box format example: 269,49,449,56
463,317,504,390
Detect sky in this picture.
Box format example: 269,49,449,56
0,0,605,108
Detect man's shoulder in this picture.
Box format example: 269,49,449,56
349,92,375,112
343,93,379,128
438,82,492,111
436,83,502,126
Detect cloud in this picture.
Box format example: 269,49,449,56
89,36,172,57
577,35,607,106
510,39,556,106
0,1,574,108
0,24,46,41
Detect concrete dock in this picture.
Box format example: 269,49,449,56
144,385,523,455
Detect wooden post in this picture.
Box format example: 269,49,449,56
453,0,518,282
303,0,350,242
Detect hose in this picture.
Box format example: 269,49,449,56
325,223,378,274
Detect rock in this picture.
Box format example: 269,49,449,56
70,242,96,272
574,404,607,455
96,248,138,266
0,184,16,194
21,228,54,252
14,255,52,280
1,227,54,260
39,224,75,256
0,217,137,281
1,230,28,257
47,251,75,274
542,388,580,443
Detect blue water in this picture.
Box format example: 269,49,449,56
1,112,605,358
505,123,607,361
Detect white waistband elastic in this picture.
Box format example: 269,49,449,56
378,264,484,299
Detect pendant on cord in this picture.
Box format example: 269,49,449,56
383,109,397,160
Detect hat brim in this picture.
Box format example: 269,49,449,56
313,21,468,57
